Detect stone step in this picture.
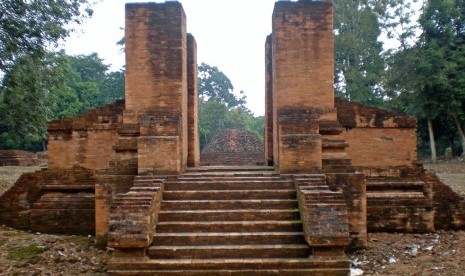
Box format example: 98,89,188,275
147,244,310,259
322,158,352,166
164,180,294,191
186,166,275,172
323,165,356,173
152,232,306,246
176,176,283,181
38,184,94,190
109,268,349,276
162,199,298,210
156,221,303,233
322,139,349,149
367,191,426,199
158,209,301,222
108,258,350,272
367,181,425,191
163,190,296,200
181,172,279,178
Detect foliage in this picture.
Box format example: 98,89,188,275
0,52,124,151
384,0,465,157
99,70,125,105
8,244,48,262
198,63,263,149
0,55,54,150
333,0,385,106
198,63,246,108
0,0,94,77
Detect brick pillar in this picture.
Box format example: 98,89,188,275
272,0,334,173
265,35,274,166
125,2,188,175
187,34,200,167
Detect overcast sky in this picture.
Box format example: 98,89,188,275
64,0,280,116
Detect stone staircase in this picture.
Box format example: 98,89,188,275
319,120,354,174
108,166,350,275
366,176,434,232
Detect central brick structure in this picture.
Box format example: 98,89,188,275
125,2,188,174
3,0,465,275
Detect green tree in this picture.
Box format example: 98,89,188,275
198,63,246,108
385,0,465,159
333,0,385,106
0,0,94,77
98,69,125,105
0,54,57,150
197,63,263,149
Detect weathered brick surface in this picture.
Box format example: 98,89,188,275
272,1,334,109
107,169,350,274
265,35,274,166
31,192,95,235
335,97,416,129
108,177,164,249
138,136,181,174
422,170,465,230
342,128,417,167
335,97,417,168
294,175,350,249
271,1,335,173
187,34,200,167
200,129,264,166
0,150,40,166
366,175,434,232
95,174,135,246
0,167,96,234
125,2,188,174
47,100,124,170
125,2,186,114
327,173,367,248
278,111,322,173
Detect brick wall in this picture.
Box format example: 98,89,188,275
265,35,274,166
342,128,417,167
47,100,124,170
125,2,188,174
423,170,465,230
327,173,367,248
335,98,417,167
187,34,200,167
0,150,39,166
271,1,334,173
272,1,334,110
0,167,96,234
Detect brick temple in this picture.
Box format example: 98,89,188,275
1,1,465,275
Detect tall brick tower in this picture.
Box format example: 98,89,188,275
265,0,349,173
124,2,199,174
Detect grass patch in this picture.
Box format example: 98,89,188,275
66,235,95,249
8,245,48,261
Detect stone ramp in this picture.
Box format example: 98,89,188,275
108,167,350,275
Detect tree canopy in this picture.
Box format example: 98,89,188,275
0,0,93,77
197,63,263,149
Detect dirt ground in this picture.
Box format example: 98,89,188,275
0,226,109,276
0,161,464,275
350,159,465,276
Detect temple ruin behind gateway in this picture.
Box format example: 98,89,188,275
1,1,465,275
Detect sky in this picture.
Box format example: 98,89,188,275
64,0,280,116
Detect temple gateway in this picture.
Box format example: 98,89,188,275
1,1,464,275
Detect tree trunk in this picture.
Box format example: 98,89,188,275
427,119,437,162
451,112,465,157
